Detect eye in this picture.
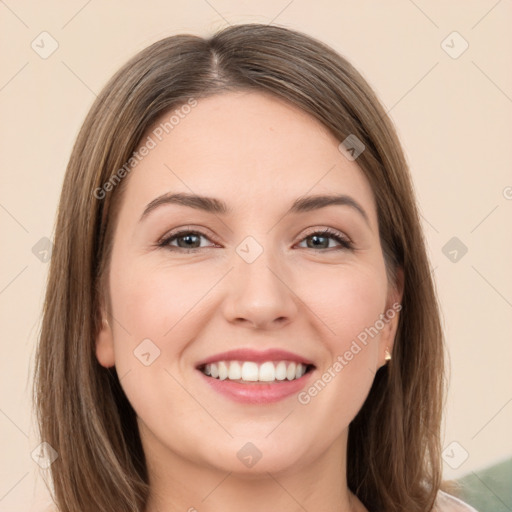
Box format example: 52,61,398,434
157,229,218,252
296,228,353,251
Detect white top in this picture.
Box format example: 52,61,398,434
435,490,479,511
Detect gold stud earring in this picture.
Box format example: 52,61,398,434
384,348,392,362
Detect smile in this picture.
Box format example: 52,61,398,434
200,360,313,382
195,347,317,403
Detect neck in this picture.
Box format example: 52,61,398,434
143,428,366,512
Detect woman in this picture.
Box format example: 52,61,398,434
34,23,477,511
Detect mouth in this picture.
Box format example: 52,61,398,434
197,360,316,383
194,348,317,404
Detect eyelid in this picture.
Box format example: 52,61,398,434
156,225,221,247
299,226,352,245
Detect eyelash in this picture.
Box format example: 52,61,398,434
157,227,353,253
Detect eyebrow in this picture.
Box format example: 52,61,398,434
139,192,370,226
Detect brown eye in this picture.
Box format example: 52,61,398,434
297,229,353,250
159,230,215,251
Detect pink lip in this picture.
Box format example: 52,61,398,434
195,348,315,368
198,368,316,404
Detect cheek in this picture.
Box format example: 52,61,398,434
292,264,387,420
109,257,216,347
106,258,206,427
106,256,222,401
297,261,388,350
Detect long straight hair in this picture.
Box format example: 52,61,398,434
34,23,445,511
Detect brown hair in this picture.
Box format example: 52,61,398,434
34,23,446,511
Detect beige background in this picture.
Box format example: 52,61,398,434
1,1,511,510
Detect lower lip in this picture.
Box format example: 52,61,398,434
197,368,315,404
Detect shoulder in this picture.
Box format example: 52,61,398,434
434,490,479,512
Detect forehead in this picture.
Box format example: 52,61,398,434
120,91,376,222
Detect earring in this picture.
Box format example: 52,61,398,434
384,348,392,362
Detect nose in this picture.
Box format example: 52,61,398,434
221,245,299,330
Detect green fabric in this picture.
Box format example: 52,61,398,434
455,457,512,511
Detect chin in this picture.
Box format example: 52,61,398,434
198,437,310,477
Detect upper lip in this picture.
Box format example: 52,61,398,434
195,348,316,369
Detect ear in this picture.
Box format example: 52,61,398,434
95,314,116,368
379,266,404,366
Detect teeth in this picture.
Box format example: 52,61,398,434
218,361,228,380
201,360,309,382
286,362,296,380
242,361,259,381
275,361,287,380
228,361,241,380
258,362,275,382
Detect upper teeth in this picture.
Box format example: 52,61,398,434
202,361,309,382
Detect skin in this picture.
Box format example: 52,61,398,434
95,90,403,512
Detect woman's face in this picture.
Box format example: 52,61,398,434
96,91,401,478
